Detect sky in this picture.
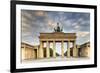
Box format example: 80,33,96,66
21,10,90,54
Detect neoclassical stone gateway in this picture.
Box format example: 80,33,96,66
37,23,78,58
21,23,79,60
38,32,78,58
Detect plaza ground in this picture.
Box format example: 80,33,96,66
22,56,89,63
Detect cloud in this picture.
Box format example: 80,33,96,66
76,31,90,38
47,20,57,29
21,10,90,45
74,25,80,29
34,11,47,16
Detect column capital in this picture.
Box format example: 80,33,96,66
67,40,70,42
53,40,55,42
61,40,64,43
73,40,76,43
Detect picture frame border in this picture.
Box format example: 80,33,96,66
10,1,97,72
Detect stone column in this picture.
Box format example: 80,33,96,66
37,47,39,59
46,41,50,58
24,45,27,60
21,45,26,62
86,44,90,57
73,41,77,57
53,41,56,58
39,41,43,58
67,41,70,57
61,41,64,57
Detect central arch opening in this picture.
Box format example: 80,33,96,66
56,42,61,57
42,41,74,58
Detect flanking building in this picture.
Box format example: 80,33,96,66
21,42,39,60
78,42,90,57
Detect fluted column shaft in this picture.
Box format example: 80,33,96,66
73,41,77,57
53,41,56,57
61,41,64,57
46,41,50,58
39,41,43,58
67,41,70,57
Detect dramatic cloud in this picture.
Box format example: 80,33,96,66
77,31,89,38
21,10,90,45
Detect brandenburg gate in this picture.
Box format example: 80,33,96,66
38,23,78,59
